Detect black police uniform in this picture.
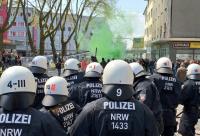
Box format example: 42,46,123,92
32,73,49,109
69,78,103,107
133,76,163,134
69,87,159,136
63,71,84,92
149,73,181,136
0,107,67,136
178,79,200,136
41,100,81,134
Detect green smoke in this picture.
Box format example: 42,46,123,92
88,22,125,60
79,9,135,61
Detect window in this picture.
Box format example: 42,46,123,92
18,32,25,37
13,32,16,36
163,23,167,38
160,26,162,38
18,22,25,26
68,27,71,32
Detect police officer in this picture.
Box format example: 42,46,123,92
130,62,163,134
178,63,200,136
0,66,67,136
69,60,159,136
70,62,103,107
41,76,81,134
63,58,84,91
30,56,49,109
149,57,181,136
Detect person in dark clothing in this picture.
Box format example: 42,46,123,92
63,58,84,92
56,59,62,76
107,59,110,64
130,62,163,134
69,60,159,136
100,58,107,68
41,76,81,134
30,56,49,109
91,56,98,62
69,62,103,107
178,63,200,136
0,66,67,136
149,57,181,136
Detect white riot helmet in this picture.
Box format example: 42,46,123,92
30,56,48,74
186,63,200,80
156,57,173,74
102,60,134,101
85,62,103,78
42,76,69,107
129,62,147,78
64,58,80,76
0,66,37,111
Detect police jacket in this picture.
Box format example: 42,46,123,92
69,78,103,107
32,73,49,109
149,73,181,110
179,79,200,113
133,77,163,123
0,107,67,136
63,72,84,92
69,97,159,136
41,100,81,133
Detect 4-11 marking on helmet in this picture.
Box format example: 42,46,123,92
7,80,26,88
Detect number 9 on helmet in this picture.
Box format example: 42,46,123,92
102,60,134,101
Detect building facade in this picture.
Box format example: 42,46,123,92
0,5,93,56
144,0,200,61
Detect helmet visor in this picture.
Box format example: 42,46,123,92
42,95,67,107
30,66,46,74
63,69,78,77
135,71,147,78
84,71,101,78
187,74,200,80
156,67,173,75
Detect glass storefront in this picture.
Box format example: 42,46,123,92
151,44,170,59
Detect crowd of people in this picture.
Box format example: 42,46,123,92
0,50,22,71
0,55,200,136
